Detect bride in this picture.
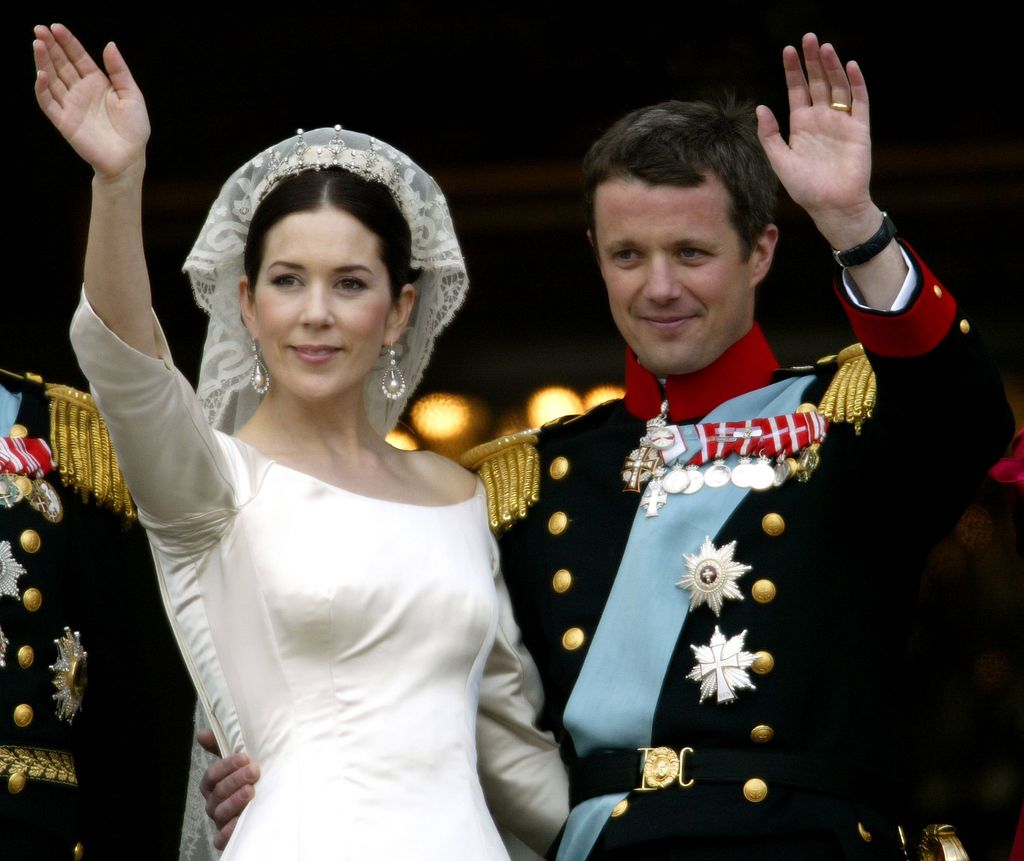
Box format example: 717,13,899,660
34,23,567,860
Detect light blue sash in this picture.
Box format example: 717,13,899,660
556,375,816,861
0,387,21,434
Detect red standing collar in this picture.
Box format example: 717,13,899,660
623,324,778,422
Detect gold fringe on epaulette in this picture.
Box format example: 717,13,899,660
45,385,136,524
461,430,540,535
817,344,876,435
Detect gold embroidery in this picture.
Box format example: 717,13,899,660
0,745,77,786
461,430,540,534
817,344,876,435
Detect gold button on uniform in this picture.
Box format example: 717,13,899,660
933,284,943,299
796,403,817,414
959,319,970,334
17,646,34,669
743,778,768,802
548,512,568,535
761,513,785,537
552,569,573,593
23,588,42,612
549,457,570,480
610,799,629,818
7,771,26,794
9,423,28,439
74,842,85,861
13,704,33,727
20,529,41,554
752,651,774,675
857,822,872,842
750,725,774,744
751,579,776,604
562,627,585,651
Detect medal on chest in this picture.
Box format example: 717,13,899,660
686,626,756,704
621,408,829,515
677,537,751,617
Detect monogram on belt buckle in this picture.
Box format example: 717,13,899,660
635,746,695,791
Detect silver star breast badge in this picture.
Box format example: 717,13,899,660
50,628,88,723
0,541,28,600
677,537,751,616
687,626,756,704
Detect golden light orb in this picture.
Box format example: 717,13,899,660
527,387,584,428
582,384,625,411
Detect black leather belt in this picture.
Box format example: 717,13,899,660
569,746,901,814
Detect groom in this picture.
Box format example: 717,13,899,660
202,33,1012,859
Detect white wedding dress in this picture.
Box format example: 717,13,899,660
71,297,567,860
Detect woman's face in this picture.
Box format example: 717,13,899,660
240,206,414,410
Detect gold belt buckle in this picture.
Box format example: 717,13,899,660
635,746,695,791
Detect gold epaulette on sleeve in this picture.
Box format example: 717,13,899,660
45,384,136,524
461,430,541,535
816,343,876,435
918,824,970,861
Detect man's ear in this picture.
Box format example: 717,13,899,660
749,224,779,289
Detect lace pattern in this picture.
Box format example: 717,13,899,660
184,126,469,437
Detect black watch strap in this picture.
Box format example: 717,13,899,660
832,212,896,268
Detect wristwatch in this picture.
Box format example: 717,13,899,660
832,212,896,268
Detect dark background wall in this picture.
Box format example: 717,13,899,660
7,6,1022,858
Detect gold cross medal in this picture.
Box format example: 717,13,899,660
622,400,673,493
677,537,751,616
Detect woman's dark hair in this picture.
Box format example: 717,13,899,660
243,168,419,297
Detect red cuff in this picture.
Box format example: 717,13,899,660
836,241,957,358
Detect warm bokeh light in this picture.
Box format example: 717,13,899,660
583,384,625,411
494,409,529,437
385,428,419,451
527,386,584,428
410,392,475,440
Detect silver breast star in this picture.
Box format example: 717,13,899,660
677,537,751,617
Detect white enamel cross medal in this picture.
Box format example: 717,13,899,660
641,480,668,517
687,626,756,704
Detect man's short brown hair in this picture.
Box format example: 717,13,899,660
583,98,778,258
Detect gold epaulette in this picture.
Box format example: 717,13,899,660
918,824,970,861
45,384,136,525
816,343,876,435
461,430,541,535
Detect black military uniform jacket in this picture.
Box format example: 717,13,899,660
475,249,1012,860
0,371,194,861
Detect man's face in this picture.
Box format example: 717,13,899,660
591,176,777,377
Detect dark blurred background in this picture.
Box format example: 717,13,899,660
8,5,1023,857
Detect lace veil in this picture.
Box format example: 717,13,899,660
186,125,468,437
177,127,468,860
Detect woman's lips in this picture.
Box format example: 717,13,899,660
292,345,340,362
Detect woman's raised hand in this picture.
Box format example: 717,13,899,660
33,24,150,181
